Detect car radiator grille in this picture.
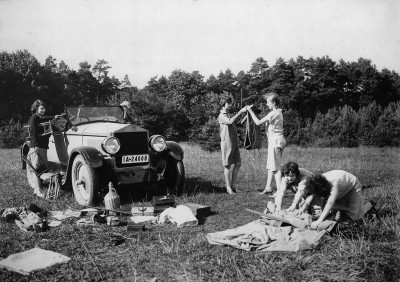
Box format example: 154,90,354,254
114,131,149,167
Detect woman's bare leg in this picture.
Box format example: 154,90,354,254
259,170,274,194
224,165,235,194
231,162,241,191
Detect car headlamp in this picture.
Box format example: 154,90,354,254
149,135,166,152
102,137,120,154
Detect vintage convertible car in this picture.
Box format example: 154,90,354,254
21,106,185,205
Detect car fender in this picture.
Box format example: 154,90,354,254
64,147,103,186
21,141,30,170
166,141,184,161
69,146,104,168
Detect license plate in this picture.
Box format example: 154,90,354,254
122,154,149,164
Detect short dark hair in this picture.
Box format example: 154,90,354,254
263,92,280,107
281,162,300,177
31,99,46,114
305,174,332,198
219,96,232,108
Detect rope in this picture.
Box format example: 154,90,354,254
81,242,104,281
46,173,61,200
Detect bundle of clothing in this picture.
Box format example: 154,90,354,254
1,204,48,232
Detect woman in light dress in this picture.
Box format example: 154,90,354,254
247,93,286,195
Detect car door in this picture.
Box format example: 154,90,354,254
47,117,69,171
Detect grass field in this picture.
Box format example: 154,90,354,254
0,145,399,281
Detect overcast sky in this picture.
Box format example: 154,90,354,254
0,0,399,88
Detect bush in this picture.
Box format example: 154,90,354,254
373,102,400,146
284,109,304,145
308,106,359,147
191,117,220,152
310,108,342,147
336,105,359,147
0,119,26,148
357,102,383,146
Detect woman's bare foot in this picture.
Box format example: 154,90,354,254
226,187,236,195
258,188,274,195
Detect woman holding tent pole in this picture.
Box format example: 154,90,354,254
247,93,286,196
218,96,247,194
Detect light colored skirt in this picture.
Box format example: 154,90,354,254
27,147,48,190
332,180,364,221
266,133,286,171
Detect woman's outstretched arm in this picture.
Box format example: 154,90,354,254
247,106,269,126
219,107,247,124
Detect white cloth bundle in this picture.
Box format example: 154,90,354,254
158,205,198,227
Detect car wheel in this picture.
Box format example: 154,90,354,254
164,157,185,195
71,155,99,205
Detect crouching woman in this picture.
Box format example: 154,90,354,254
301,170,368,229
274,162,314,212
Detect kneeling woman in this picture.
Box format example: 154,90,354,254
301,170,366,229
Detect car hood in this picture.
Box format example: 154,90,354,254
71,123,146,136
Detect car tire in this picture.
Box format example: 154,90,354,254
164,157,185,195
71,154,99,205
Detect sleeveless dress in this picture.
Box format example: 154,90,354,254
265,109,286,171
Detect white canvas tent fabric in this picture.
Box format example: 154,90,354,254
206,220,331,252
206,210,338,252
0,247,71,275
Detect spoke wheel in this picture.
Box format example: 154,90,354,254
71,155,98,205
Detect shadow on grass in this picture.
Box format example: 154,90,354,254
333,218,398,242
376,207,397,218
362,184,377,190
116,177,226,204
81,177,225,207
184,177,225,196
197,211,219,225
116,183,167,204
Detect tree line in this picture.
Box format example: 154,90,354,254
0,49,399,149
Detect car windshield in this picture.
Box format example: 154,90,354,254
66,106,126,125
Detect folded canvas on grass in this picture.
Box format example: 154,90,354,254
206,211,337,252
206,220,330,252
0,247,71,275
